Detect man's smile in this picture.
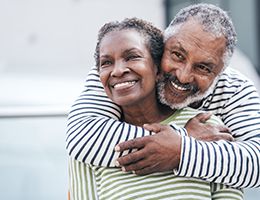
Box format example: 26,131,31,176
170,80,190,91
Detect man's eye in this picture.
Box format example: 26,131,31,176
172,51,185,61
196,64,212,74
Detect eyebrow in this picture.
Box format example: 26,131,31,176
197,61,215,67
100,54,111,59
171,42,188,56
172,42,218,65
122,48,144,56
125,48,142,53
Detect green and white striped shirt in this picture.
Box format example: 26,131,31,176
68,108,243,200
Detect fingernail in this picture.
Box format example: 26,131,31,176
115,160,120,167
132,171,136,174
122,167,126,172
114,145,120,151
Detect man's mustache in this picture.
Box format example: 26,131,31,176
159,73,199,94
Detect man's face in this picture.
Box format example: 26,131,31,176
158,19,226,109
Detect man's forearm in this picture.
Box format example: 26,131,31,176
177,135,260,188
66,67,260,188
67,115,153,166
66,67,153,166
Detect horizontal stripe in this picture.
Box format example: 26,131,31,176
67,66,260,189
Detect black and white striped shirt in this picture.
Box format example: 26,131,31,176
66,66,260,188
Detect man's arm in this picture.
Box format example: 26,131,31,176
66,67,183,166
66,67,260,188
115,72,260,188
115,121,259,188
66,67,148,166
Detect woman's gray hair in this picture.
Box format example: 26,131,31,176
164,3,237,68
94,17,164,71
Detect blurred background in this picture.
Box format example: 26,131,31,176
0,0,259,199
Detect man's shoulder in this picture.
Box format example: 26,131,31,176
207,67,256,99
202,67,259,113
217,67,253,88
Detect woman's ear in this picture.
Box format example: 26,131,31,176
155,66,162,83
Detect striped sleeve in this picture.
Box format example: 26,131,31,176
177,136,260,188
66,67,260,188
176,68,260,188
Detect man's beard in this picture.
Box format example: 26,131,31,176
157,73,218,109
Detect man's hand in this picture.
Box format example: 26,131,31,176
184,112,234,141
115,113,233,175
115,124,181,175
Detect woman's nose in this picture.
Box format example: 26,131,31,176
111,61,130,77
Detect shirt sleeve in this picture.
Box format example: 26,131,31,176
66,66,260,188
175,79,260,188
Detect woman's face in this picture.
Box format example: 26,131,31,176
99,30,158,107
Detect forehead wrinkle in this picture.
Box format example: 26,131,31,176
177,37,218,64
190,34,224,64
169,26,224,65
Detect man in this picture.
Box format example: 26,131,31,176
69,17,244,200
66,3,260,188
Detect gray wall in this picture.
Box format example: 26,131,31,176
0,0,164,79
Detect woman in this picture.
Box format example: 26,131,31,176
68,18,243,200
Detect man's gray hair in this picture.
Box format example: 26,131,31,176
164,3,237,68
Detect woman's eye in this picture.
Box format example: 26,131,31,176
126,54,140,61
100,60,112,67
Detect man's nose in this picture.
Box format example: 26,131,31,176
175,65,194,83
111,61,130,77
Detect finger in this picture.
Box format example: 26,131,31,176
122,159,150,172
115,137,147,152
143,123,162,133
195,112,212,123
216,125,231,133
216,132,234,142
134,163,159,175
116,149,145,166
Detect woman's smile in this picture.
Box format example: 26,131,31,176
112,80,137,90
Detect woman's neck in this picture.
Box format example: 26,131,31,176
122,101,175,127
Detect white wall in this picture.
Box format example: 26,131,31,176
0,0,259,93
0,0,164,78
230,49,260,93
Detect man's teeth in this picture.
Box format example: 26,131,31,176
114,81,136,89
171,81,188,91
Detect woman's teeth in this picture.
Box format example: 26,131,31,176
113,81,136,89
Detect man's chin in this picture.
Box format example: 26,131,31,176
162,95,201,109
158,86,207,109
157,73,220,109
157,78,212,109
